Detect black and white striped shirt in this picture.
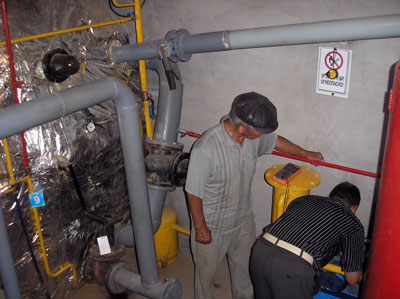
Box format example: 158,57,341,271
267,195,364,271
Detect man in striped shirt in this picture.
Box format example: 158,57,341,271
185,92,324,299
249,182,364,299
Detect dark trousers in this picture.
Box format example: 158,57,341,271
249,237,319,299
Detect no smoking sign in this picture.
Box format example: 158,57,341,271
316,47,352,98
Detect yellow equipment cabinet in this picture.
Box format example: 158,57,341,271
265,164,321,222
154,206,179,268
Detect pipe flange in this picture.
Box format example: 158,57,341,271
145,138,184,151
171,152,190,187
106,262,128,294
160,278,183,299
164,29,192,63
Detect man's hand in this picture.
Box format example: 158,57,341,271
275,136,324,163
195,225,212,244
299,150,324,162
187,192,212,244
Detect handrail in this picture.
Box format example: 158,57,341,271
178,129,379,178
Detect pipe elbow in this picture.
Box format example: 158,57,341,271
108,77,137,109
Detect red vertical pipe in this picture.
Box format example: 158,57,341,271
363,61,400,298
1,0,30,169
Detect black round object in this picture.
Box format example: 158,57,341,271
42,49,80,83
320,271,347,292
230,91,278,134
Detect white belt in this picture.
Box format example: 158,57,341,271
263,233,314,266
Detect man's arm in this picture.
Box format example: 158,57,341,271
187,192,212,244
275,135,324,162
344,271,362,285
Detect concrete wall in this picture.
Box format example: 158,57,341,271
139,0,400,244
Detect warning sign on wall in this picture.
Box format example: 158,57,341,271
316,47,352,98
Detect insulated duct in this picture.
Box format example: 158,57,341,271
0,77,182,299
111,14,400,63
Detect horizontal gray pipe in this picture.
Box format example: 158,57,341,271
111,14,400,62
0,78,164,293
112,39,163,63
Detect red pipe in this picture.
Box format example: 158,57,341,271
362,61,400,298
179,130,378,178
1,0,30,169
271,151,378,178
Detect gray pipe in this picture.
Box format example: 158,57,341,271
111,14,400,63
0,77,178,296
147,59,183,144
115,186,167,247
0,201,22,299
112,39,163,63
114,59,184,247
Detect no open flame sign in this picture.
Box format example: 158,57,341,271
316,47,352,98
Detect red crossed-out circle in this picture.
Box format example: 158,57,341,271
324,51,343,70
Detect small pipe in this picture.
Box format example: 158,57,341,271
111,0,134,8
1,0,29,168
22,175,77,285
171,224,190,236
133,0,154,138
2,138,16,185
271,151,378,178
0,17,133,46
323,264,344,277
179,129,379,178
143,100,153,138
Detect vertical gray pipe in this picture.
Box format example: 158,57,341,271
114,59,184,246
0,203,22,299
0,77,162,294
147,59,183,144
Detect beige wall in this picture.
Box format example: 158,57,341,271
139,0,400,242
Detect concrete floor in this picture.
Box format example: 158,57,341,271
73,246,232,299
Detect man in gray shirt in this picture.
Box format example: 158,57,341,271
185,92,324,299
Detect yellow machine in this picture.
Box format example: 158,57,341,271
265,164,321,222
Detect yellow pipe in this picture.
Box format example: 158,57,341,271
323,263,344,276
111,0,134,7
22,175,77,285
133,0,153,138
0,17,133,46
2,138,16,185
143,100,153,138
171,224,190,236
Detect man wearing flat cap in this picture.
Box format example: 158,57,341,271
185,92,324,299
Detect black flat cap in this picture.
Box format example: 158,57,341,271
231,92,278,134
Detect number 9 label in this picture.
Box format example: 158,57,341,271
29,190,45,208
